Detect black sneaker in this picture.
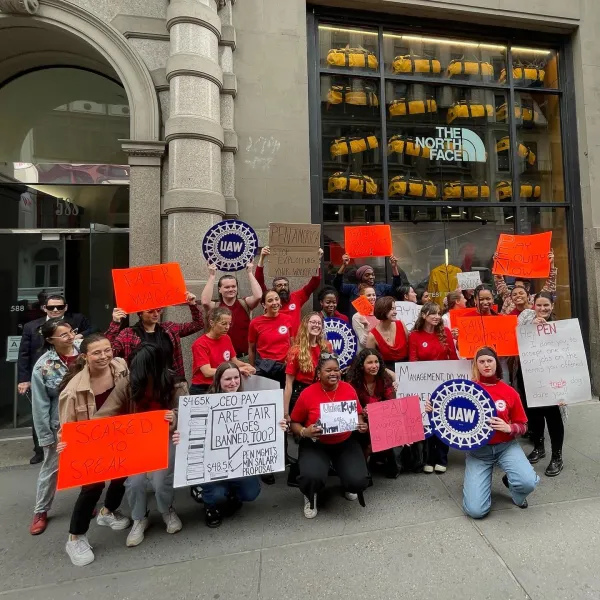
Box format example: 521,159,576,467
204,507,222,528
502,475,528,509
527,446,546,464
261,474,275,485
30,451,43,465
545,452,564,477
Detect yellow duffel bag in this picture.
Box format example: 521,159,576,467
496,102,543,125
447,101,494,124
392,55,442,74
496,136,536,166
328,172,378,195
327,85,379,107
447,60,494,78
389,176,437,198
330,135,379,158
496,181,541,201
327,47,378,70
443,182,490,199
499,66,545,86
387,135,430,158
389,98,437,117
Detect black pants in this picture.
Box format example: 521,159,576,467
426,436,449,467
69,478,127,535
528,406,564,452
32,424,41,454
190,383,210,395
297,437,369,507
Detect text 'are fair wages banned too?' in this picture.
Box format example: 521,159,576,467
57,411,169,490
492,232,552,279
173,389,285,487
267,223,321,279
112,263,187,314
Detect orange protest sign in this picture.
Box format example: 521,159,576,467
352,295,374,316
57,411,169,490
449,307,499,328
492,232,552,278
112,262,187,314
457,315,519,358
344,225,393,258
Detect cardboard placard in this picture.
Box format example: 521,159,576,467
344,225,393,258
456,271,482,290
492,232,552,278
517,319,591,407
112,263,187,314
267,223,321,278
368,396,425,452
395,301,422,332
57,411,169,490
457,315,519,358
352,295,374,316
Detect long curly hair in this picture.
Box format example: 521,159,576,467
290,312,330,374
412,302,449,351
346,348,392,392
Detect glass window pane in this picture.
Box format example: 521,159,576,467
386,84,510,202
319,25,379,74
520,207,571,319
34,265,45,287
511,47,558,89
383,33,506,84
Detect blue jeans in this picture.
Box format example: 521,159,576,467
463,440,539,519
201,476,261,508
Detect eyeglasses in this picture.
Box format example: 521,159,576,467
308,320,323,327
320,352,339,360
50,328,77,340
46,305,66,312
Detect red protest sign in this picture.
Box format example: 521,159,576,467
352,295,374,316
112,262,187,313
367,396,425,452
492,233,552,278
457,315,519,358
57,411,169,490
344,225,393,258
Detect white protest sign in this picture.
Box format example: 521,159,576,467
6,336,21,362
174,389,285,487
243,375,281,392
395,360,473,437
517,319,591,407
395,301,422,332
456,271,481,290
318,400,358,435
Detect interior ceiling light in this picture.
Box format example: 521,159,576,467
384,34,505,51
319,25,378,36
512,46,552,55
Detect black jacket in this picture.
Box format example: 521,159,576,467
17,312,92,383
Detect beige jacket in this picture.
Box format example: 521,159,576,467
58,357,129,429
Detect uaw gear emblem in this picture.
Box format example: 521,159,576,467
323,317,357,370
430,379,497,451
202,219,258,272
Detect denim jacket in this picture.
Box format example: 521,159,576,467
31,341,81,447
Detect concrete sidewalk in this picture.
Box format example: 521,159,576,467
1,403,599,600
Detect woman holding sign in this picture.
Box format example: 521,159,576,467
290,353,370,518
366,297,409,370
352,286,378,351
94,345,186,547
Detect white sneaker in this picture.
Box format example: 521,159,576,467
423,465,434,473
162,507,182,534
303,495,317,519
96,509,131,531
344,492,358,501
434,464,447,473
65,535,94,566
126,518,149,547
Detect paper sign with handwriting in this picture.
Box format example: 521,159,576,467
517,319,591,407
456,271,482,290
318,400,358,435
368,396,425,452
174,390,285,487
457,315,519,358
344,225,393,258
492,232,552,278
395,301,422,332
112,263,187,314
268,223,321,278
57,411,169,490
352,295,374,316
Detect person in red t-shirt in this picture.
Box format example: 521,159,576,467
366,296,409,369
191,307,255,393
255,246,324,337
318,286,349,323
200,262,262,358
290,354,370,519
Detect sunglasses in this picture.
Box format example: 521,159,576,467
46,305,66,311
320,352,339,360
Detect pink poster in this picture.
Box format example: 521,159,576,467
368,396,425,453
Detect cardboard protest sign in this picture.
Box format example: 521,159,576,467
395,301,422,332
57,411,169,490
318,400,358,435
344,225,393,258
202,219,259,272
267,223,321,278
492,232,552,278
174,390,285,487
395,360,472,438
456,271,481,290
352,295,374,316
112,263,187,314
368,396,424,452
517,319,591,407
457,315,519,358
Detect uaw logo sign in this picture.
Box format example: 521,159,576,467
430,379,497,450
323,317,357,370
415,127,486,163
202,219,259,272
